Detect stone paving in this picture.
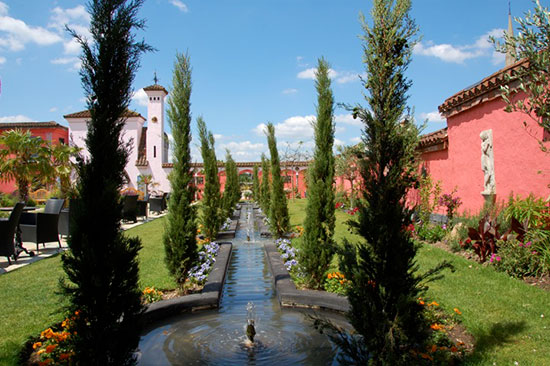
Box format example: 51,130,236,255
0,212,166,275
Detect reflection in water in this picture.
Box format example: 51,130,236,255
138,205,346,365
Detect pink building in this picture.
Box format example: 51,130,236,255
418,59,549,214
65,84,171,193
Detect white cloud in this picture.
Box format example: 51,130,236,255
350,136,362,144
297,67,363,84
0,2,7,17
282,88,298,95
414,28,506,64
221,140,265,152
419,111,445,123
0,115,33,122
49,107,58,113
297,67,338,80
170,0,189,12
51,56,81,71
254,115,316,139
0,14,62,51
334,138,345,147
213,134,224,140
132,88,149,107
335,113,361,127
0,55,5,64
49,5,90,33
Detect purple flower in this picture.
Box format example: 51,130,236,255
525,241,532,247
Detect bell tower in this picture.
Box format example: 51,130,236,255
143,76,168,165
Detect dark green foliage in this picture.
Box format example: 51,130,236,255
299,58,337,289
197,117,221,240
332,1,451,364
266,123,290,237
252,164,260,202
60,0,152,364
222,149,240,218
163,52,197,287
259,154,271,215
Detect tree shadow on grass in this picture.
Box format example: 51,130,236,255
465,320,526,362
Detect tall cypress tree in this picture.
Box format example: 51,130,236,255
259,154,271,215
163,52,197,288
329,1,450,363
252,164,260,202
222,149,239,218
266,123,290,237
299,58,336,289
60,0,151,364
197,117,221,240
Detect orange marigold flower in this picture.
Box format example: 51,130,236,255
457,341,465,346
430,344,438,353
454,308,462,315
74,310,81,316
59,353,73,360
37,349,46,355
419,300,425,305
32,342,42,350
327,273,333,279
41,328,54,339
339,280,344,285
419,353,433,361
428,301,439,307
430,323,444,331
61,319,69,328
45,344,57,353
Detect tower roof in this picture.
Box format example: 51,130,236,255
143,84,168,95
64,109,145,119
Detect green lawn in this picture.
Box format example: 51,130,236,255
288,199,550,365
0,217,172,365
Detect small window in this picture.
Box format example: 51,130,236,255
154,146,156,158
59,138,65,145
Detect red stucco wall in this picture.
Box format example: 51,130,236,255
431,97,548,214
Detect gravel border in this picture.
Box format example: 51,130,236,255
141,241,232,324
263,241,349,313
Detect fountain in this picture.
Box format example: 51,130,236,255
245,302,256,344
138,204,348,365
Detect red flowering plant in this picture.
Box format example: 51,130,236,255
438,190,462,225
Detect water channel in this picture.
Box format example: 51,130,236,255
138,204,346,365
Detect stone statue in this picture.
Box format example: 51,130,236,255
480,129,495,195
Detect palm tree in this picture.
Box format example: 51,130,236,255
0,129,53,201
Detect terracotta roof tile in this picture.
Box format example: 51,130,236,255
64,109,144,119
0,121,68,130
417,127,448,153
161,161,311,169
143,84,168,94
438,58,528,118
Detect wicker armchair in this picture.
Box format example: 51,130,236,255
20,198,65,254
0,202,25,264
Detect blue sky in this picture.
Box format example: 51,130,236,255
0,0,542,162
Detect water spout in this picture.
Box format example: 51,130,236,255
246,302,256,343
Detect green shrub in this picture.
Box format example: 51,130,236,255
417,224,446,243
0,193,17,207
492,239,544,278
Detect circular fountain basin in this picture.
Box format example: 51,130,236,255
138,205,348,365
